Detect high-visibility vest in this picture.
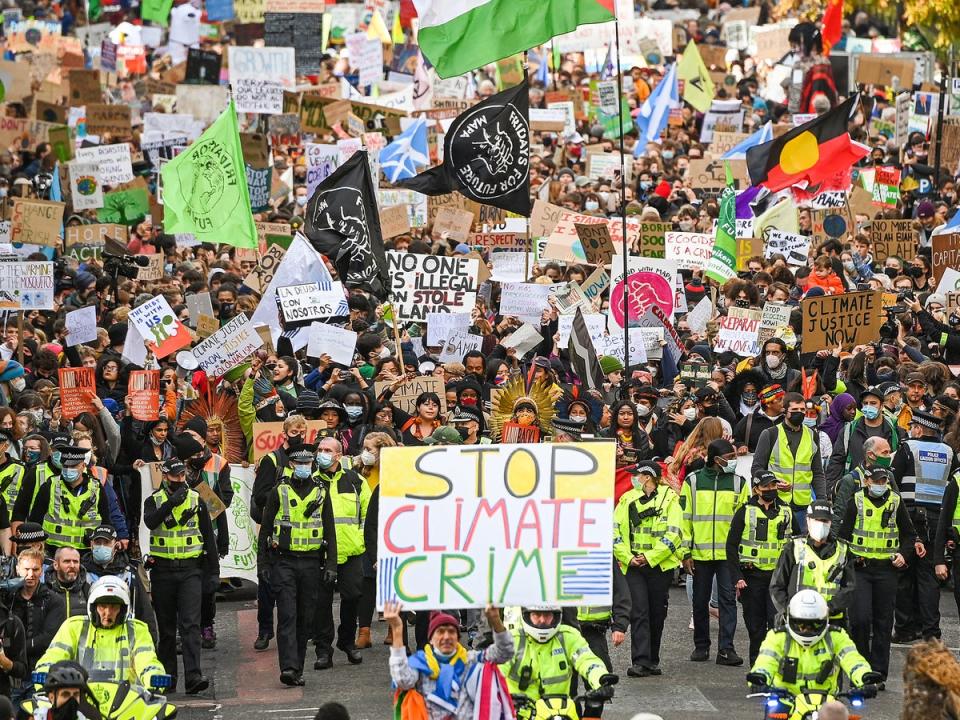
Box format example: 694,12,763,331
324,470,367,564
850,490,900,560
148,487,203,559
739,502,792,570
792,538,847,603
951,474,960,536
503,626,606,701
752,628,870,696
625,484,682,570
769,424,815,507
577,606,611,623
901,439,953,506
274,482,327,552
0,459,25,511
43,476,102,548
681,469,742,561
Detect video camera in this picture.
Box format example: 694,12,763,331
102,253,150,280
0,555,22,591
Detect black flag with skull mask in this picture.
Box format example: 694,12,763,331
304,150,389,299
398,76,531,216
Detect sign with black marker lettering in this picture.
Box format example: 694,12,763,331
386,252,479,321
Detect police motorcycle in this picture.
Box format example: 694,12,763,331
29,671,177,720
745,684,877,720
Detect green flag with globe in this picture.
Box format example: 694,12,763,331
161,100,257,249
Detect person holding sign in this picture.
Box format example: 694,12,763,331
613,460,682,678
261,443,336,688
385,602,513,720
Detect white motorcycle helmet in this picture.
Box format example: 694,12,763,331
521,605,562,643
787,589,829,647
87,575,131,628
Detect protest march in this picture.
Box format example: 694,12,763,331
1,0,960,718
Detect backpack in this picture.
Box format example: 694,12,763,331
800,63,839,114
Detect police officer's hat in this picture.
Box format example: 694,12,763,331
550,416,584,439
630,459,662,479
288,444,316,464
752,470,778,487
58,445,88,467
161,458,186,475
806,499,832,521
868,467,894,484
910,409,942,431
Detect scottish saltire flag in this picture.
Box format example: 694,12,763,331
722,121,774,160
634,63,678,151
380,118,429,183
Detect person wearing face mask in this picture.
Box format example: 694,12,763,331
448,405,489,446
889,409,958,645
770,500,855,627
681,439,744,667
751,393,826,531
726,471,796,666
750,339,799,392
831,436,893,532
693,386,736,425
81,525,157,645
0,567,26,700
313,436,369,670
632,386,660,438
614,460,681,677
826,386,904,493
879,381,910,431
261,444,336,687
22,661,92,720
0,428,24,528
838,466,919,683
143,457,218,695
27,446,111,554
175,433,232,651
734,382,784,454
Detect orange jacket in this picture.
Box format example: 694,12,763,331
806,271,845,295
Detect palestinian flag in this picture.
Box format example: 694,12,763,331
412,0,615,79
745,94,868,194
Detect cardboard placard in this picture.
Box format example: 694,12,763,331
65,223,127,246
85,103,132,136
137,255,164,281
386,252,479,321
374,375,447,417
870,219,918,264
58,367,96,420
128,370,161,421
639,222,671,258
574,222,615,264
242,243,287,294
196,314,220,339
855,55,915,88
801,291,883,352
250,419,332,462
433,207,475,243
11,198,64,248
379,204,411,239
931,233,960,287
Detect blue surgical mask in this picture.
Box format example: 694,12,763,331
293,465,312,480
639,180,652,190
316,452,334,469
802,417,817,428
345,406,363,420
51,450,62,468
61,468,80,482
868,484,887,497
662,150,675,160
861,405,880,420
91,545,113,564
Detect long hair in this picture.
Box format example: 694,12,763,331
669,417,725,479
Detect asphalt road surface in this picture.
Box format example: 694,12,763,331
174,585,958,720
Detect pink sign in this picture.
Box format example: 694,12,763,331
609,270,673,328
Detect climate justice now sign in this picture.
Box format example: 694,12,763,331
376,442,615,610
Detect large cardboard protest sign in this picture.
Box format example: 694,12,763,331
11,198,63,248
376,442,615,610
128,370,161,421
191,314,262,377
931,233,960,287
871,219,917,264
251,420,329,462
801,291,883,352
639,222,670,258
374,376,447,417
386,252,479,321
58,367,96,420
574,222,615,265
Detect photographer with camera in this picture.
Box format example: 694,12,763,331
901,292,960,365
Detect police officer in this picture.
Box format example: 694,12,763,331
890,408,958,643
747,590,880,697
176,433,233,650
613,460,681,677
143,458,218,695
839,466,920,683
313,436,369,670
726,471,794,665
29,446,110,553
0,429,24,522
752,392,826,531
11,433,68,537
770,500,855,622
681,438,744,666
261,444,336,687
250,415,306,652
935,465,960,618
831,436,893,531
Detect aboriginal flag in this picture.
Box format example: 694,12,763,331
745,94,868,194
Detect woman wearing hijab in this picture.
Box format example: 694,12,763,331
820,393,858,445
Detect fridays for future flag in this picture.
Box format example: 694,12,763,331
704,162,737,284
161,100,258,249
412,0,615,79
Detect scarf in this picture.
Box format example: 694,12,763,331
407,643,469,714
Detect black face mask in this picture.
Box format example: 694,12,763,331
760,489,778,502
52,698,80,720
883,267,899,280
906,265,924,278
189,455,207,470
456,427,470,441
787,411,805,427
742,391,758,406
703,405,719,417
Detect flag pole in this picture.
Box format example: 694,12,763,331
614,16,630,372
934,70,947,191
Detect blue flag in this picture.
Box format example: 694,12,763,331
634,63,678,152
380,118,429,183
721,121,774,160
